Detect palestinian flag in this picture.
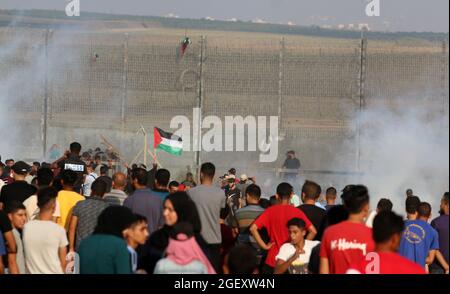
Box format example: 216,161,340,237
153,127,183,156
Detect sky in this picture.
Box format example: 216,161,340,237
0,0,448,32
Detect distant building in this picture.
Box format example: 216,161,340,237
205,16,215,21
287,21,296,26
358,23,370,31
252,18,267,24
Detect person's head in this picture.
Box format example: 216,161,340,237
239,174,248,184
163,192,202,233
60,169,78,189
376,198,393,213
11,161,31,180
86,163,95,174
99,165,108,176
200,162,215,182
94,155,101,164
168,181,179,194
341,185,370,219
5,159,14,167
405,196,421,219
223,244,258,274
155,169,170,189
301,180,321,203
112,172,127,191
125,214,149,248
36,167,53,187
245,184,261,204
31,162,40,174
287,218,307,245
185,172,194,182
406,189,413,197
37,186,58,214
440,192,449,215
91,179,108,198
259,198,271,209
6,201,27,230
286,150,295,159
417,202,432,221
69,142,82,155
276,182,293,202
94,206,136,239
131,168,148,189
326,187,337,204
270,195,280,206
228,168,236,176
373,211,405,252
326,205,350,226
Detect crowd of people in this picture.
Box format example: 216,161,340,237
0,142,448,275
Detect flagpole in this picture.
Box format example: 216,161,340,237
140,125,147,167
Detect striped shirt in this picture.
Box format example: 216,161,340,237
72,197,110,251
232,204,265,246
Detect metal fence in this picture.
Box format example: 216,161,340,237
0,28,448,188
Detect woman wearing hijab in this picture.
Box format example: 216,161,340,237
78,206,136,274
140,191,209,273
154,222,215,274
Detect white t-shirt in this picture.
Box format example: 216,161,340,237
275,240,320,274
82,172,98,197
365,210,377,228
23,195,61,221
23,220,68,274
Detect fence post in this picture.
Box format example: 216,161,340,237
194,35,206,180
278,37,285,130
41,29,50,160
356,29,367,173
441,41,448,120
121,33,129,129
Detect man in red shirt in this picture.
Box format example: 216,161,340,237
320,185,375,274
250,182,317,274
346,211,426,274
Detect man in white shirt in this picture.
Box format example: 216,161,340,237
82,164,98,197
23,187,68,274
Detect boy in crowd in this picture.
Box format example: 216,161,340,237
125,214,149,273
223,244,258,274
23,187,68,274
320,185,375,274
6,202,27,274
275,218,321,274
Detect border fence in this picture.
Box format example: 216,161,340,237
0,28,448,189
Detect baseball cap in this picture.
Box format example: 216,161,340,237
12,161,31,174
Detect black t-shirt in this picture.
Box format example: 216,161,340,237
0,209,12,233
283,158,301,170
58,154,87,192
298,204,327,241
0,181,37,210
